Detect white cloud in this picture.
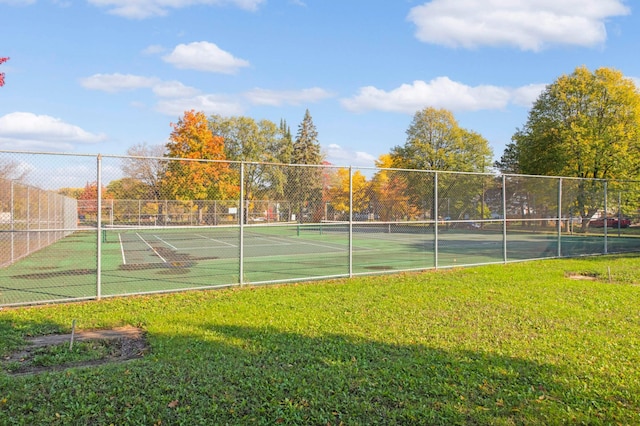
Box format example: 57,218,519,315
342,77,512,113
87,0,265,19
244,87,333,106
630,77,640,90
510,83,547,107
155,95,244,117
142,44,166,55
0,0,35,5
408,0,630,51
152,81,201,98
325,144,377,168
0,112,107,151
80,73,160,93
163,42,249,74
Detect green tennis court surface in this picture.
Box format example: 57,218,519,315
2,223,639,306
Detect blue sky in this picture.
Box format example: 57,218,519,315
0,0,638,182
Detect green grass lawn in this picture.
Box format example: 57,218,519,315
1,254,639,425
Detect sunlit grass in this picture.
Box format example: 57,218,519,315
1,254,639,424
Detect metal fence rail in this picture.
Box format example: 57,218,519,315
1,150,639,307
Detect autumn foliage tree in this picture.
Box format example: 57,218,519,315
0,57,8,87
77,182,113,223
164,110,236,202
328,168,370,218
370,154,417,221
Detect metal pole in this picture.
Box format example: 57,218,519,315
96,154,102,300
47,191,51,245
348,166,353,277
26,186,30,254
618,191,622,237
434,172,438,269
557,178,562,257
10,180,14,264
603,181,608,254
502,175,507,263
239,162,245,285
38,190,42,249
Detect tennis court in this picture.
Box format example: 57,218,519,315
3,220,639,306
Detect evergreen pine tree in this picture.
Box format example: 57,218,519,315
292,109,322,165
288,110,324,222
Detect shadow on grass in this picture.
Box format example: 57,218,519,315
0,317,64,354
3,321,632,424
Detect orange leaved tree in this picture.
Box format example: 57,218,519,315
164,110,238,215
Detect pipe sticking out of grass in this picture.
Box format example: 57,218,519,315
70,319,76,351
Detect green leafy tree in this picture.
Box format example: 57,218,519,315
502,66,640,225
509,66,640,179
209,115,291,201
391,107,493,219
392,107,493,173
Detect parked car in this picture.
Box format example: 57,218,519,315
589,217,631,228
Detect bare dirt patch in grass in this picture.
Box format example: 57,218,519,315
1,325,148,376
566,272,599,281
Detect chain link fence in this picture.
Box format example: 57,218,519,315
0,177,77,268
1,150,639,306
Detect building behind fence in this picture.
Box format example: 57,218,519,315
1,151,639,307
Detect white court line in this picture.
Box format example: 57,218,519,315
251,234,348,251
154,235,178,250
118,232,127,265
136,232,167,263
195,233,237,248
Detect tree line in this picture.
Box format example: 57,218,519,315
50,65,640,225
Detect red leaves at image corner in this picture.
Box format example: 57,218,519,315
0,57,9,87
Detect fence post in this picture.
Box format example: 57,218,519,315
10,180,14,264
434,172,439,269
557,178,562,257
239,162,245,285
502,175,507,263
26,186,30,254
37,189,42,249
96,154,102,300
348,166,353,277
603,181,608,254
